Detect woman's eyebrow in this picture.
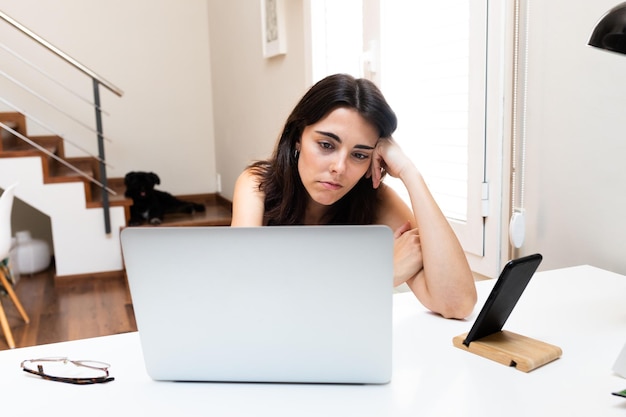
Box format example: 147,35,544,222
315,130,375,150
315,130,341,142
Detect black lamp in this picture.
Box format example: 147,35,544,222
589,3,626,380
589,2,626,54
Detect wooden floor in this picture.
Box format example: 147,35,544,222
0,196,232,351
0,266,136,351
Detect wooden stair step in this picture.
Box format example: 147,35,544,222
49,157,96,181
87,177,232,226
0,112,233,227
0,112,28,151
0,121,18,141
1,138,59,156
123,193,232,227
87,177,131,209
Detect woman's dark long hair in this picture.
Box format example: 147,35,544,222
249,74,398,225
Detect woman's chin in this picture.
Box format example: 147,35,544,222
310,194,341,207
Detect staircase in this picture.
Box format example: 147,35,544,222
0,111,231,279
0,11,233,280
1,111,131,211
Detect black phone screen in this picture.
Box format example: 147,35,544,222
463,253,543,346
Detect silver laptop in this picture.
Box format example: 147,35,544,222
120,225,393,384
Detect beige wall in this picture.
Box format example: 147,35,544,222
0,0,308,201
207,0,308,200
514,0,626,275
1,0,309,254
0,0,216,195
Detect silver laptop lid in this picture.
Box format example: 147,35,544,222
121,225,393,384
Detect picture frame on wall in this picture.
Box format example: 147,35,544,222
261,0,286,58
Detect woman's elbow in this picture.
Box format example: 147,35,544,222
438,289,477,320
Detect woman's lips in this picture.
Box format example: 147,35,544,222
320,181,342,190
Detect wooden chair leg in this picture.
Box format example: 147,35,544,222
0,271,29,324
0,299,15,349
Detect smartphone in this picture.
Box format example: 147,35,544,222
463,253,543,346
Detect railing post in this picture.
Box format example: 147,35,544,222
92,79,111,234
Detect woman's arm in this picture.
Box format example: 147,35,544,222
230,169,265,226
372,138,477,319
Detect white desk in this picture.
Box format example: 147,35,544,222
2,265,626,416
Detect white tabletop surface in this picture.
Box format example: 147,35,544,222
2,265,626,416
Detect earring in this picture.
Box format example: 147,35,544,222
294,149,300,159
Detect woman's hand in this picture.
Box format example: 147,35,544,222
369,137,415,189
393,221,423,287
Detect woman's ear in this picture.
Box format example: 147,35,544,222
294,141,301,159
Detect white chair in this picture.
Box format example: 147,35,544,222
0,183,30,348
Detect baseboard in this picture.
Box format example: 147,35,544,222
54,269,126,285
215,193,233,209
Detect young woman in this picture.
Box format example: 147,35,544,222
231,74,476,319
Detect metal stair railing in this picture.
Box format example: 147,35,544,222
0,10,124,234
0,122,115,195
0,96,110,168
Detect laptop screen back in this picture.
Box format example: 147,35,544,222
121,225,393,384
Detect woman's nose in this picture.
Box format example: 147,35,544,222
330,154,349,175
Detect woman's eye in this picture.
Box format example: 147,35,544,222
319,142,333,150
353,152,370,160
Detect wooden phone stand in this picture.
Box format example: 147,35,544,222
453,330,562,372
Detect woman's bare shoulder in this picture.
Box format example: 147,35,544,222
231,167,265,226
235,167,262,188
375,183,415,230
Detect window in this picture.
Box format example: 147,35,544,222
309,0,363,84
379,1,488,257
307,0,505,276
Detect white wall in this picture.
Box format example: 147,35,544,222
207,0,307,200
516,0,626,275
0,0,216,195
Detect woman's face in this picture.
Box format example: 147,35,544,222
297,107,379,208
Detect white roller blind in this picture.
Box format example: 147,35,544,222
380,1,471,221
379,1,488,255
309,0,363,83
308,0,489,256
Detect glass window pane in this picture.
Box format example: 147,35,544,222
380,1,471,222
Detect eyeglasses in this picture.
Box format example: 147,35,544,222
21,357,115,385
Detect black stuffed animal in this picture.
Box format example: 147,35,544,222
124,171,206,226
